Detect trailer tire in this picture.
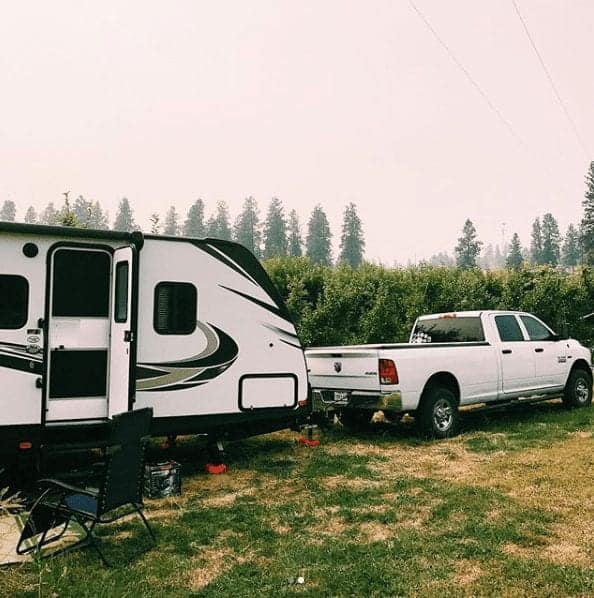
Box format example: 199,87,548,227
337,409,371,431
416,386,460,439
562,368,593,409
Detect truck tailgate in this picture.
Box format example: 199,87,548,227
305,348,380,393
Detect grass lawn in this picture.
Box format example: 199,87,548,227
3,400,594,596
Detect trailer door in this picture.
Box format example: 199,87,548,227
108,246,136,417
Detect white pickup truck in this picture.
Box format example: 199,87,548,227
305,311,592,438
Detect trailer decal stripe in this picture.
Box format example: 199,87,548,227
279,339,303,350
0,352,43,375
219,286,292,323
195,242,257,286
263,324,300,341
136,322,239,392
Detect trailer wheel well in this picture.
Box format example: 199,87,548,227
421,372,460,406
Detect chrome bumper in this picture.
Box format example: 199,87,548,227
312,390,403,413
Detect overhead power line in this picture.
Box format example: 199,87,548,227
511,0,590,159
407,0,526,149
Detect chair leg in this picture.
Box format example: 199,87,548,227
76,518,110,567
133,504,156,544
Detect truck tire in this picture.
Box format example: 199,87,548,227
416,386,460,439
338,409,371,431
562,368,593,409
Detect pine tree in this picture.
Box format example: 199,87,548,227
541,212,561,266
263,198,288,258
506,233,523,270
206,201,232,240
454,219,482,269
88,201,109,229
183,199,206,237
149,213,160,234
59,193,79,227
39,202,59,225
306,205,332,266
479,244,494,270
288,209,302,257
24,206,38,224
72,195,92,226
0,200,16,222
562,223,581,268
530,217,544,265
163,206,180,236
338,203,365,267
581,162,594,264
113,197,137,232
233,197,261,256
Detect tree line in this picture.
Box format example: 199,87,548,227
443,161,594,271
0,195,366,268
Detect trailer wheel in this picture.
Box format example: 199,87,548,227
337,409,371,431
416,386,460,439
563,368,593,409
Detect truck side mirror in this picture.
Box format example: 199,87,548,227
561,322,570,339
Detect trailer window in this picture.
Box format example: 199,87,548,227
495,315,524,342
114,262,129,323
0,275,28,329
154,282,197,335
411,317,485,343
52,250,111,317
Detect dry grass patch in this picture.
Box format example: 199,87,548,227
320,475,384,491
358,520,394,542
470,434,594,567
451,559,484,586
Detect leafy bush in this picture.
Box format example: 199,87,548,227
264,258,594,348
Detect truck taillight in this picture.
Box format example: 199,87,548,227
379,359,398,385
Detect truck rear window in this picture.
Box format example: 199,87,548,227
411,317,485,343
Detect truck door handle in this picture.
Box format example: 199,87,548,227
535,348,544,353
502,349,512,354
124,330,134,343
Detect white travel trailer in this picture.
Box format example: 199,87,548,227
0,222,308,465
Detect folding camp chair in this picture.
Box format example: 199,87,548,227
16,408,155,566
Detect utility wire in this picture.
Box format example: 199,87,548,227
511,0,590,159
407,0,527,149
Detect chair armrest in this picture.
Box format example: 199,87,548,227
38,478,98,497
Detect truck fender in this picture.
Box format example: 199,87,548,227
565,360,592,386
420,372,461,407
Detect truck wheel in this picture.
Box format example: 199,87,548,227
416,386,460,439
563,368,593,409
338,409,371,431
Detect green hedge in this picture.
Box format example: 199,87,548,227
263,257,594,348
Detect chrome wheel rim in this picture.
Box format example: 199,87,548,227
433,398,454,432
575,379,590,404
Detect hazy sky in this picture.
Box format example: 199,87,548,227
1,1,592,263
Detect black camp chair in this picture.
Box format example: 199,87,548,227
16,408,155,566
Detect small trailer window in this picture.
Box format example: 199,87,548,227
0,275,28,329
411,317,485,343
114,262,129,323
154,282,197,335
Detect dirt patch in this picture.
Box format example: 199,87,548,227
452,559,484,585
200,487,257,508
321,476,384,491
188,547,234,591
358,521,394,542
